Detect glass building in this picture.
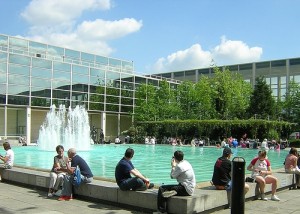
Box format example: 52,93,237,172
155,58,300,101
0,34,179,143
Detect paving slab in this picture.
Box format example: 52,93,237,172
0,182,149,214
211,188,300,214
2,180,300,214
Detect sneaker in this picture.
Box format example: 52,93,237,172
271,195,280,201
162,190,177,198
58,195,73,201
47,192,54,197
261,193,268,201
148,183,154,189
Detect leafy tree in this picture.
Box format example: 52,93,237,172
282,80,300,124
248,76,276,119
176,81,198,119
134,84,157,121
211,67,252,119
194,75,216,119
155,80,180,120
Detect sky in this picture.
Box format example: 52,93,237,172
0,0,300,75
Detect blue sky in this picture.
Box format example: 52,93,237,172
1,0,299,74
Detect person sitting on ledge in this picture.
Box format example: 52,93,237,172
115,148,154,191
0,142,14,181
284,147,300,188
0,142,14,169
157,150,196,213
58,148,93,201
48,145,68,197
211,147,249,208
247,150,280,201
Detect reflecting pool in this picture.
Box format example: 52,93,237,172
9,144,288,185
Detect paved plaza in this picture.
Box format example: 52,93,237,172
0,181,300,214
0,182,146,214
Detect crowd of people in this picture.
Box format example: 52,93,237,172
218,136,289,150
1,137,300,213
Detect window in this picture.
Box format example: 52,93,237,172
72,65,89,75
32,58,52,69
9,54,30,66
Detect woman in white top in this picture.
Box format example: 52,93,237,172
247,150,280,201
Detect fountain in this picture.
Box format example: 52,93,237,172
37,104,91,151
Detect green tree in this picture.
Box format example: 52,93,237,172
155,80,180,120
194,76,216,119
211,67,252,119
248,76,276,119
176,81,198,119
283,80,300,124
134,84,157,121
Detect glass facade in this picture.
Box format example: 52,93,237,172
0,34,137,111
0,34,179,142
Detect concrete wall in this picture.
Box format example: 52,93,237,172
31,110,47,143
106,114,118,140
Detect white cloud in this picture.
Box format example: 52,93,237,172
151,36,263,73
20,0,142,56
76,18,143,40
29,33,113,56
21,0,111,26
153,44,212,72
212,36,263,65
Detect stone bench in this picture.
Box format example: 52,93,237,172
0,166,295,214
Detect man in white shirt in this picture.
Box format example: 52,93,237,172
157,150,196,213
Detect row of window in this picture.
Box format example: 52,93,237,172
0,94,134,112
0,34,134,73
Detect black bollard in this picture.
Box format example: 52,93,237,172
231,157,246,214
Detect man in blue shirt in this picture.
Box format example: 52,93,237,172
115,148,153,191
58,148,93,201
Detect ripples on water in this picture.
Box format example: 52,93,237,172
12,144,287,184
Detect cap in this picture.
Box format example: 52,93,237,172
223,147,232,156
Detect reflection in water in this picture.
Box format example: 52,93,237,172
199,147,203,155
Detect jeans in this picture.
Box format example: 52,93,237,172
157,184,189,212
118,177,146,191
61,174,93,196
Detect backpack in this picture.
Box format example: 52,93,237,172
72,166,82,186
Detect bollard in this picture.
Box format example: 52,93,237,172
231,157,246,214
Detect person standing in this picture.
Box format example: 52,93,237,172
48,145,68,197
99,129,104,144
247,150,280,201
157,150,196,213
58,148,93,201
115,148,154,191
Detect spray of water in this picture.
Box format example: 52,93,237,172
37,105,91,151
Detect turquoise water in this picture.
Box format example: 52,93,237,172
8,144,288,185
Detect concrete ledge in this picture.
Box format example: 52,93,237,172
0,166,295,214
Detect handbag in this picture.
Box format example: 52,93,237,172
72,166,82,186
